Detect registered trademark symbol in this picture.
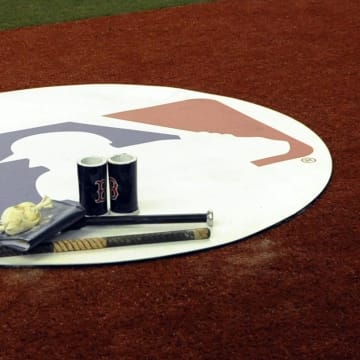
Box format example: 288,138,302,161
301,157,317,163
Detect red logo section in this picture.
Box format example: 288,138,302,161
105,99,313,166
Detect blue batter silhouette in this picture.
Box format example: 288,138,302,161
0,122,179,212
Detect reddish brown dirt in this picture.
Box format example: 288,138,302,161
0,1,359,359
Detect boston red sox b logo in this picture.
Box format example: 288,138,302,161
95,179,106,203
109,177,119,201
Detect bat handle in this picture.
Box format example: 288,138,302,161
67,210,214,230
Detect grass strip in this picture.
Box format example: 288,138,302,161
0,0,214,30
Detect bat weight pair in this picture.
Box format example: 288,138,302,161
77,154,138,216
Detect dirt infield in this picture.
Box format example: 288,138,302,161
0,1,359,359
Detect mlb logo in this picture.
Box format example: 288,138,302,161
0,84,332,266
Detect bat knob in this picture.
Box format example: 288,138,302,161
206,210,214,227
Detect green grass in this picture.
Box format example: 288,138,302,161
0,0,214,31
